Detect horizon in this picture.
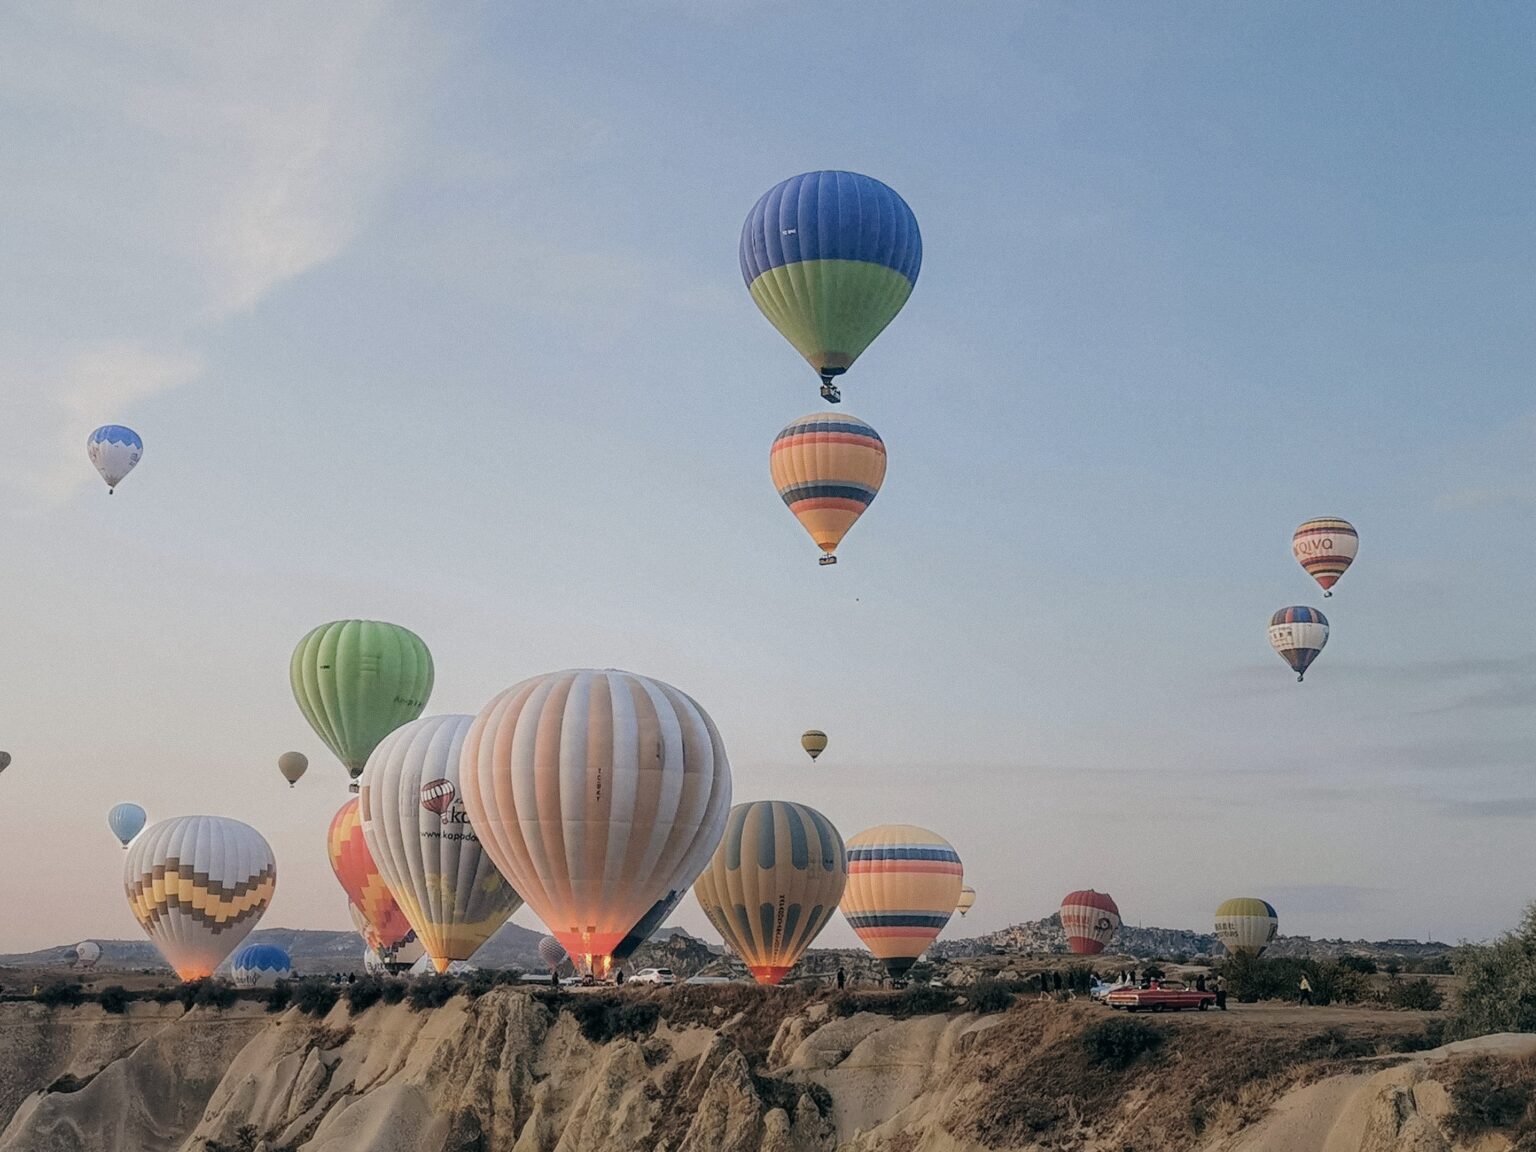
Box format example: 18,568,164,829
3,3,1535,958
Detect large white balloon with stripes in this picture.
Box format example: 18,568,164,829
123,815,276,981
460,668,732,974
358,714,523,973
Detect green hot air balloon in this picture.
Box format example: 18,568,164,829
290,620,433,785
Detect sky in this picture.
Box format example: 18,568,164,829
1,2,1534,953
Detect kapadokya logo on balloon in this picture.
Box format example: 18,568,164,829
459,668,732,977
359,715,524,973
421,778,456,815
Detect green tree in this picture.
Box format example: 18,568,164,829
1450,903,1536,1040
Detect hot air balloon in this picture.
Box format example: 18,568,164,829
840,824,963,979
349,902,424,972
801,730,828,761
87,425,143,493
328,797,416,954
124,816,275,980
290,620,433,786
538,935,571,974
230,943,292,987
694,801,847,985
1215,898,1278,957
73,941,102,970
359,715,524,974
740,170,921,403
771,413,887,566
107,802,147,848
1060,890,1120,955
1292,519,1358,597
1269,607,1329,682
0,751,10,773
277,752,308,788
460,668,732,975
956,886,977,918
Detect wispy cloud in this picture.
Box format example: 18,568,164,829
0,2,428,506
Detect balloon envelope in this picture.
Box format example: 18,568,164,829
1292,519,1358,595
840,824,962,978
277,752,308,788
108,802,147,848
1215,898,1279,957
801,730,828,761
349,902,424,971
328,798,415,951
1060,890,1120,955
460,668,732,973
290,620,433,779
74,941,102,969
740,170,921,389
231,943,292,988
359,715,523,973
1269,607,1329,681
694,800,847,985
124,816,275,980
771,413,886,563
538,935,571,974
87,425,143,491
0,751,10,772
956,885,976,917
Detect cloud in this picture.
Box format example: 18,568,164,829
1440,797,1536,820
0,2,427,506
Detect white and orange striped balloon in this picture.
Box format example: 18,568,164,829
840,824,963,977
460,669,732,974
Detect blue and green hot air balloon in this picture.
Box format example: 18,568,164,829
740,171,921,403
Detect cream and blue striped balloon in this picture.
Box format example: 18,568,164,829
840,824,963,978
741,171,920,399
770,413,887,565
693,800,846,985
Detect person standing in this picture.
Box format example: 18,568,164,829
1215,975,1228,1011
1195,973,1206,992
1298,974,1313,1005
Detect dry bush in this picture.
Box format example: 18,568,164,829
1445,1054,1536,1139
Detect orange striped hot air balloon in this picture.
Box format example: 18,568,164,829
840,824,963,978
1060,890,1120,954
1292,518,1358,596
770,413,886,566
327,797,414,952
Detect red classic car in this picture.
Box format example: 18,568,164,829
1103,981,1216,1013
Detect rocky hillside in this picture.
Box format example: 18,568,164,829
0,980,1514,1151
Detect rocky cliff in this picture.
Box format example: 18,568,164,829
0,988,1523,1151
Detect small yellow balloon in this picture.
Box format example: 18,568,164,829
801,730,828,761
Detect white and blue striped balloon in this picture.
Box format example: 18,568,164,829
87,425,143,492
107,802,147,849
230,943,292,988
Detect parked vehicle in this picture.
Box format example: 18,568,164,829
1103,981,1215,1013
631,967,676,985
